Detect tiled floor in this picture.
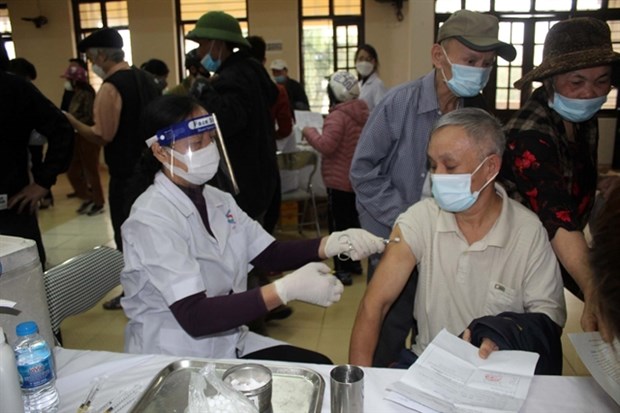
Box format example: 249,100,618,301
39,170,590,374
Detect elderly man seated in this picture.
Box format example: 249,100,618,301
349,108,567,374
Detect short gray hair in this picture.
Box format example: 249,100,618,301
90,47,124,63
432,107,505,158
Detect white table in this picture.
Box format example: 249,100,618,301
53,347,617,413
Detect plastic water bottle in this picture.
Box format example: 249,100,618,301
14,321,59,413
0,326,25,413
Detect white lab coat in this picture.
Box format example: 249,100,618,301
121,172,283,358
359,72,387,111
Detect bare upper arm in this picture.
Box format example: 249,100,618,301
364,225,417,313
92,82,122,143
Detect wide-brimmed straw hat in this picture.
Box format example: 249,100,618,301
514,17,620,89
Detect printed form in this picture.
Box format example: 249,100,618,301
569,332,620,406
294,110,324,132
386,329,539,413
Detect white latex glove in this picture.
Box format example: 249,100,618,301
324,229,385,260
274,262,344,307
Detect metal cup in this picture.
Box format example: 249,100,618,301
330,364,364,413
222,363,272,413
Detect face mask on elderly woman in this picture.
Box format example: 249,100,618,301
548,92,607,123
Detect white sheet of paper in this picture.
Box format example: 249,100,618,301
568,332,620,406
387,329,539,413
294,110,324,132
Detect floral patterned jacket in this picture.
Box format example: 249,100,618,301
500,86,598,239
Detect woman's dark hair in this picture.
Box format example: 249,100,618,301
590,187,620,341
123,94,204,216
140,58,169,76
355,44,380,69
69,57,88,70
327,82,339,108
246,35,266,62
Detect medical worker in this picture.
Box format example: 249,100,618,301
120,95,385,362
354,44,387,111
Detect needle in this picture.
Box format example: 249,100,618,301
77,379,102,413
383,237,401,245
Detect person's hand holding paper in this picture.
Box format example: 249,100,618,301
462,328,499,359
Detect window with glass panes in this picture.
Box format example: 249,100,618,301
435,0,620,116
300,0,364,114
175,0,248,79
0,3,14,59
72,0,131,90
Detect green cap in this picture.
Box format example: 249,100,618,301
437,10,516,62
186,11,250,48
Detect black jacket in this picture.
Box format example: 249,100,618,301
467,311,563,375
193,50,280,221
0,72,74,197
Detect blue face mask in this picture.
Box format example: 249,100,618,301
274,75,286,84
431,156,497,213
441,47,492,97
201,42,221,73
548,92,607,123
201,54,220,73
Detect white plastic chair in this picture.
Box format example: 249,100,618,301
277,150,322,237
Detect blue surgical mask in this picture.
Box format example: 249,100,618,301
548,92,607,123
441,47,491,97
431,156,497,212
201,42,221,73
201,54,220,73
274,75,286,84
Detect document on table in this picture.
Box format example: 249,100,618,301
294,110,324,132
385,329,539,413
569,332,620,406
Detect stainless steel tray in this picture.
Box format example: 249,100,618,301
130,359,325,413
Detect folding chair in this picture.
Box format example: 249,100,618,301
43,245,124,345
277,149,321,237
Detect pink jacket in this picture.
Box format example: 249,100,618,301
304,99,369,192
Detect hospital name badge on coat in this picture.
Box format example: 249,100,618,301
0,194,7,210
225,209,236,229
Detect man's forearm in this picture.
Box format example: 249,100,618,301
349,302,383,366
66,113,106,146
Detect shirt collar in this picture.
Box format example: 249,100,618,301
364,72,379,84
436,183,511,248
154,172,224,217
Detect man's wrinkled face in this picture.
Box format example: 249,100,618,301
435,39,496,81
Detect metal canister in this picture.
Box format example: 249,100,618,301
222,363,272,413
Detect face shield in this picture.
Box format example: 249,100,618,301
146,113,239,194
